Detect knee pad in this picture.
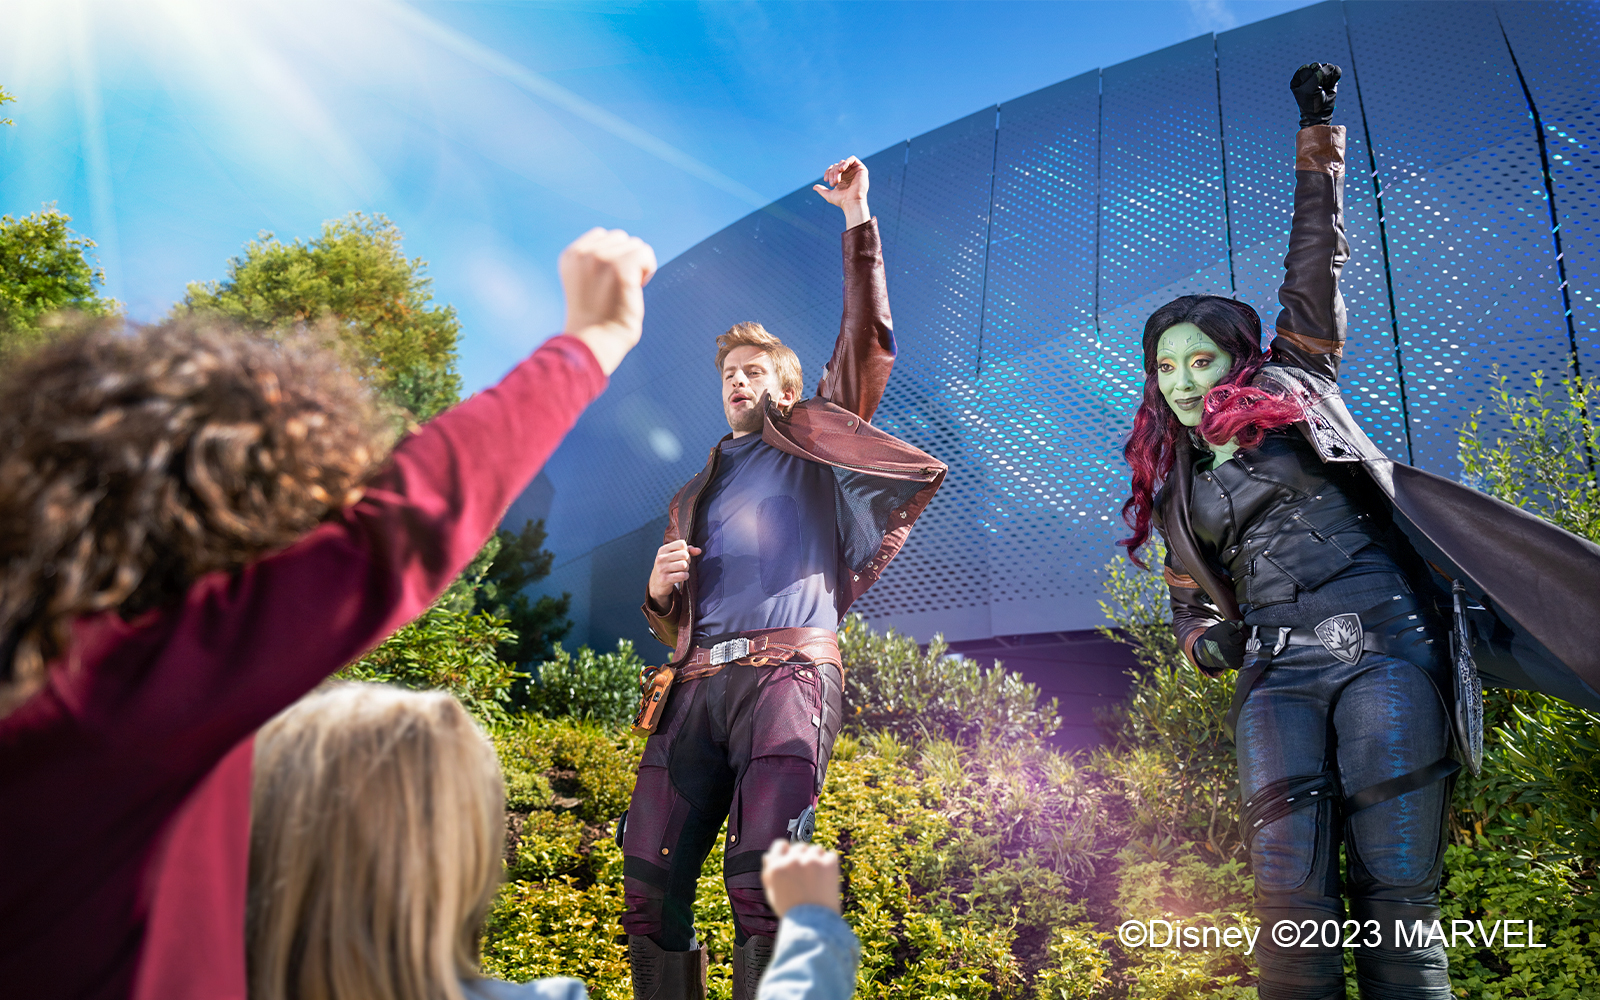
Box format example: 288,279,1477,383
1245,772,1339,894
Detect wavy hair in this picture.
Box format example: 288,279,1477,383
715,321,804,400
1118,296,1302,566
0,317,388,714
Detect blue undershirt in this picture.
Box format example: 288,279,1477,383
692,433,841,640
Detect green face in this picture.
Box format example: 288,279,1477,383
1155,323,1234,428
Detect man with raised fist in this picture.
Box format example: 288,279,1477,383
620,157,944,1000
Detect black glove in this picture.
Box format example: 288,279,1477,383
1290,62,1341,128
1194,620,1247,674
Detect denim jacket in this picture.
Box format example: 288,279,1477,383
758,905,862,1000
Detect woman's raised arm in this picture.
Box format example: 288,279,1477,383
1268,64,1350,383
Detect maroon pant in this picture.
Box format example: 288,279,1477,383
621,657,843,947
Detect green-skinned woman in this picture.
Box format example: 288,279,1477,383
1118,63,1600,999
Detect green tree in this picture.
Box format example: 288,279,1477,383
180,212,462,420
0,88,117,366
477,518,573,665
0,207,118,363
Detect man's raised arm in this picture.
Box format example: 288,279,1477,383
812,156,894,421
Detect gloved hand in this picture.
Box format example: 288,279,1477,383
1194,620,1247,674
1290,62,1341,128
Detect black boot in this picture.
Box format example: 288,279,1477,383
731,935,775,1000
629,935,707,1000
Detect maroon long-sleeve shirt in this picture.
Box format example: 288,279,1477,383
0,335,606,999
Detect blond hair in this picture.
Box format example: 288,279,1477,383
247,684,504,1000
714,322,804,399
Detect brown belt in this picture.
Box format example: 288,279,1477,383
677,626,841,682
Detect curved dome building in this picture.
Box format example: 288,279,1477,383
520,0,1597,739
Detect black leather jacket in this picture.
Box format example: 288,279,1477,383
1151,127,1600,710
1185,430,1399,613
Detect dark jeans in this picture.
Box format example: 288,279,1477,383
1237,644,1453,1000
620,658,843,948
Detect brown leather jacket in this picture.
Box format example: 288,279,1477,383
642,218,947,664
1158,126,1600,711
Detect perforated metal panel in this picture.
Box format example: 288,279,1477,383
1217,1,1409,462
1496,1,1600,376
851,110,998,639
531,0,1586,650
971,72,1110,635
1345,0,1573,474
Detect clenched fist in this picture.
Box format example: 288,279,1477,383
559,228,658,376
647,538,701,610
761,840,842,918
1290,63,1341,129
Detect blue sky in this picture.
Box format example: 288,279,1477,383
1,0,1317,393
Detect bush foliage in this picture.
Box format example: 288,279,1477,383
525,640,645,730
838,613,1061,746
419,543,1596,1000
458,366,1600,998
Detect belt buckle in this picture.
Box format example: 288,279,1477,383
709,637,751,666
1314,613,1364,665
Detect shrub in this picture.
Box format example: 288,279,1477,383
1438,843,1599,999
482,714,644,1000
339,602,520,721
1095,544,1242,863
525,641,645,729
1459,370,1600,918
837,613,1061,746
821,732,1099,1000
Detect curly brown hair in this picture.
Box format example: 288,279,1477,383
0,316,391,715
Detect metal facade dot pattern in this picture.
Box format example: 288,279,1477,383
1218,1,1410,462
1496,1,1600,377
1098,35,1233,315
969,72,1110,635
1345,0,1574,474
851,110,999,636
534,0,1590,650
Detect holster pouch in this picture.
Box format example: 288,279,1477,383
1450,581,1485,777
632,665,677,736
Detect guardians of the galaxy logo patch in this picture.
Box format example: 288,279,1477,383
1315,613,1364,664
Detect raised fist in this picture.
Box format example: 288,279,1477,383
761,839,842,918
559,228,657,376
1290,62,1341,129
